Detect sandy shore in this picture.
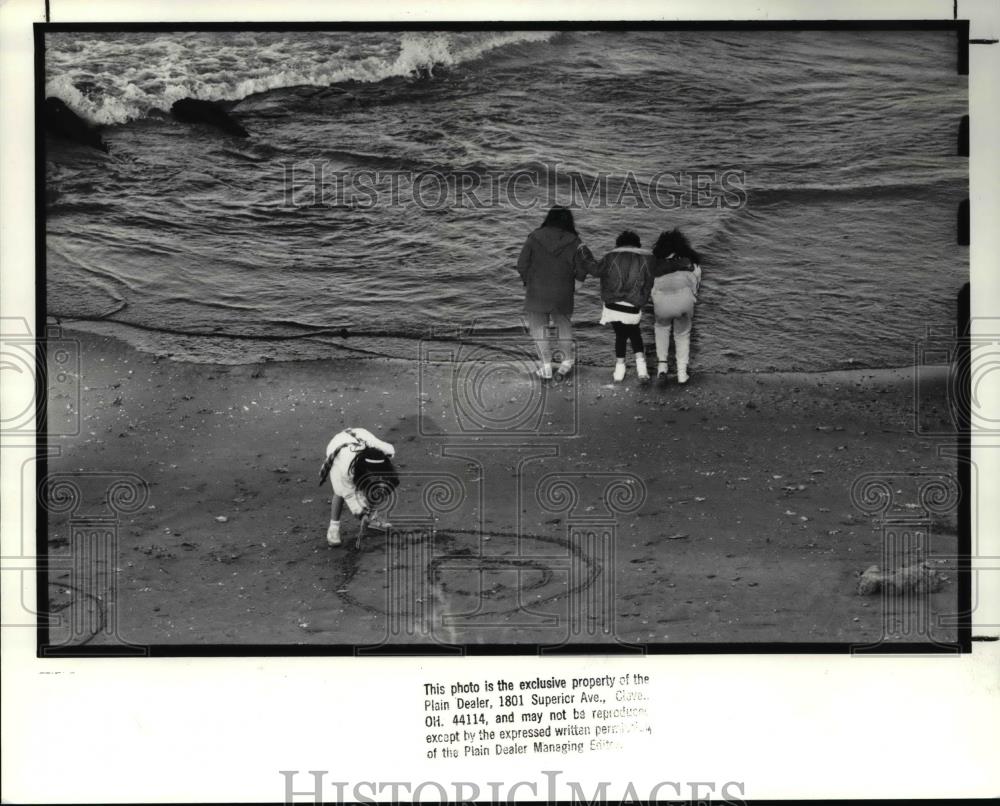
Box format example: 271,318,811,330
44,329,959,648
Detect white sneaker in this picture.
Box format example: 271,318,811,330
635,353,649,381
556,359,574,378
326,521,342,546
677,367,689,384
536,363,553,380
612,360,626,383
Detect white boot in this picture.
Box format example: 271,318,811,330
612,358,626,382
654,324,671,379
326,520,342,546
635,353,649,382
675,332,691,383
675,325,691,384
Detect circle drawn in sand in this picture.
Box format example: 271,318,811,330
451,345,543,432
331,527,607,642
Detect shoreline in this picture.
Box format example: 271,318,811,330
53,320,947,382
44,329,959,647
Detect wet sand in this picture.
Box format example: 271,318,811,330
44,329,960,649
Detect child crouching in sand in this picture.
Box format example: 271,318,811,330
591,230,654,383
319,427,399,546
651,228,702,384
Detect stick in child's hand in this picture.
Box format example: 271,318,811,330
357,514,369,549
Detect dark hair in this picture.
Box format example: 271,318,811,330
653,228,701,265
351,446,400,509
615,230,641,248
541,206,577,235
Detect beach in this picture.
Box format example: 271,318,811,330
45,328,959,648
40,28,967,649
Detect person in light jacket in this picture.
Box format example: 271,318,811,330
517,206,597,379
651,228,702,384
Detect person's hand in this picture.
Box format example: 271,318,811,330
366,511,392,530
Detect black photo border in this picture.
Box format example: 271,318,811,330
34,18,974,658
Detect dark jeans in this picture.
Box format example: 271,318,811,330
611,322,644,358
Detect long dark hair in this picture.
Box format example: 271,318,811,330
541,206,577,235
653,228,701,265
350,446,400,509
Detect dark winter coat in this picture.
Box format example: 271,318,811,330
517,226,596,316
591,247,654,308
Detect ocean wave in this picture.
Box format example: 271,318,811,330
45,31,557,126
747,176,963,205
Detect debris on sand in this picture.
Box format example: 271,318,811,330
856,563,946,596
215,515,229,523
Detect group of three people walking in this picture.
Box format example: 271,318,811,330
517,206,702,383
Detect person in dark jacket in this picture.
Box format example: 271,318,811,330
517,207,596,379
590,230,654,383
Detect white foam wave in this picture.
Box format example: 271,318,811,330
45,31,557,126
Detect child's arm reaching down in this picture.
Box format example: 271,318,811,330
342,487,369,517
